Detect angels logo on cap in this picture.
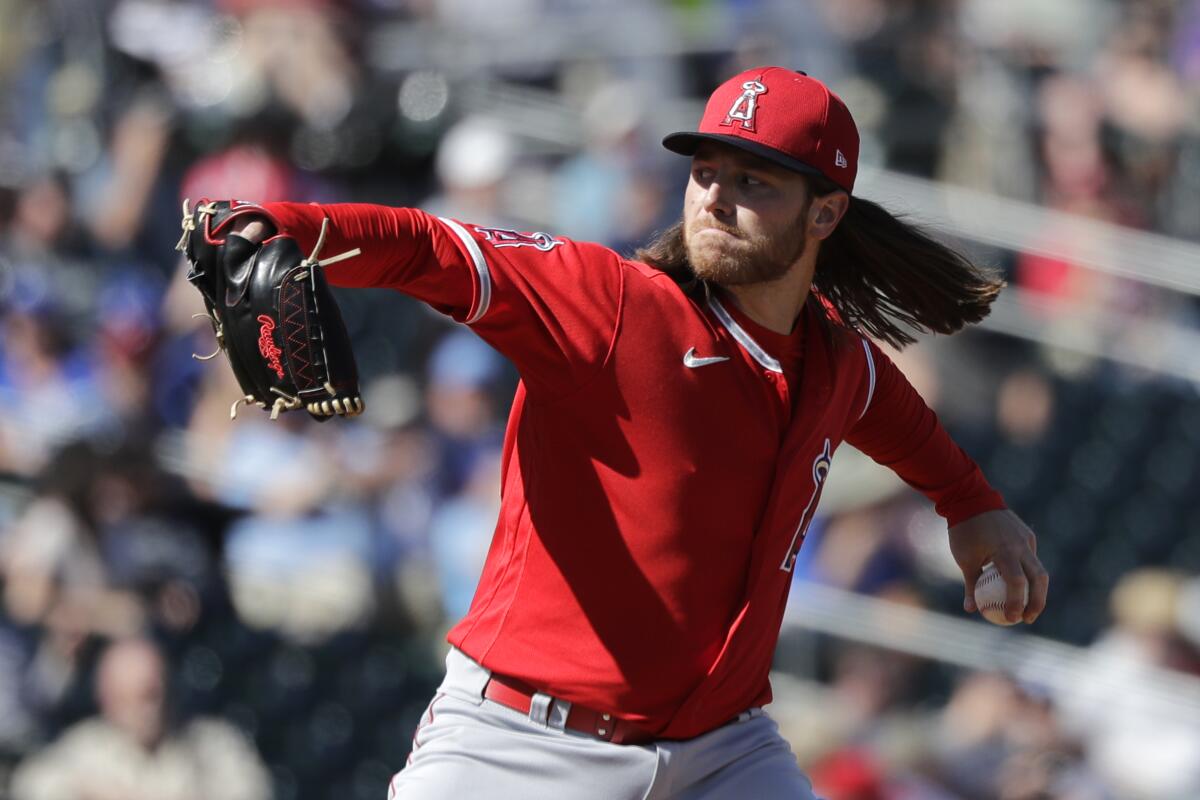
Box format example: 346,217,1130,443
722,80,767,132
662,66,861,193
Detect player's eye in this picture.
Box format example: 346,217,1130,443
693,166,715,183
741,173,766,187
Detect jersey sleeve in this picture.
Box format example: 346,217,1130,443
261,201,623,397
845,339,1006,526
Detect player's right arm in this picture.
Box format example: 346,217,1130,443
846,340,1048,623
228,201,624,398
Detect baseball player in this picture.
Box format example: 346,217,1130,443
222,67,1048,798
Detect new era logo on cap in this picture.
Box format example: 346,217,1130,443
661,66,861,193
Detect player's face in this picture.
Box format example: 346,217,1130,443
683,143,813,286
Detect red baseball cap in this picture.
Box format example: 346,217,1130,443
663,67,860,193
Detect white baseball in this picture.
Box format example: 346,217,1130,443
974,563,1027,626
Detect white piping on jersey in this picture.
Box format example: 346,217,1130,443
706,296,784,374
858,338,876,419
438,217,492,324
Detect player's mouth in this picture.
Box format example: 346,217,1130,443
692,225,743,240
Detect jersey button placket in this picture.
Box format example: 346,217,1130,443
766,369,792,425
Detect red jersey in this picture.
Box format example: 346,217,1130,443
259,201,1005,739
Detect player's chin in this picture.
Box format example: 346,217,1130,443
691,249,783,287
689,240,741,274
689,252,741,283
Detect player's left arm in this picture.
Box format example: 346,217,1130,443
845,340,1049,624
224,203,622,399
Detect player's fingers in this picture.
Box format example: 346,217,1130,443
230,216,273,245
962,563,983,613
992,552,1029,624
1022,553,1050,624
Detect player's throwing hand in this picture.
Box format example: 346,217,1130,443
948,509,1049,624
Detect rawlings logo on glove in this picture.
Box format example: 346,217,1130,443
256,315,285,380
176,198,365,421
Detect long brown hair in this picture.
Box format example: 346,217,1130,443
635,177,1004,349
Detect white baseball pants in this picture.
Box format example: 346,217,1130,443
387,648,816,800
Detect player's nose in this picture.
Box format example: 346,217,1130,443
700,177,735,218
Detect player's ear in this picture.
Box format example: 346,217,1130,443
808,191,850,242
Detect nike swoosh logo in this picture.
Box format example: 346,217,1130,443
683,348,730,368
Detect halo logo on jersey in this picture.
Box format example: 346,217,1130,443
779,438,833,572
474,226,564,252
721,80,768,132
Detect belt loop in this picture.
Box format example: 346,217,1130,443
529,692,553,727
547,698,571,731
736,707,765,723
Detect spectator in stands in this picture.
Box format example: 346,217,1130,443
554,79,650,245
932,671,1102,799
10,636,271,800
213,414,377,643
422,329,507,499
0,443,146,743
428,449,502,621
1058,569,1200,799
421,115,524,229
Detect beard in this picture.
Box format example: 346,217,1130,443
683,216,807,286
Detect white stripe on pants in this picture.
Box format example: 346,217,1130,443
387,648,816,800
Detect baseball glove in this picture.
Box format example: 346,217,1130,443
176,198,365,421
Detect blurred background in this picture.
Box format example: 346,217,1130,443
0,0,1198,798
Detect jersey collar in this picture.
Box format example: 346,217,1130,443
705,293,784,374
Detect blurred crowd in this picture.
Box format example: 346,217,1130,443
0,0,1197,798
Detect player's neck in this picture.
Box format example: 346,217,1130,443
720,254,815,336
